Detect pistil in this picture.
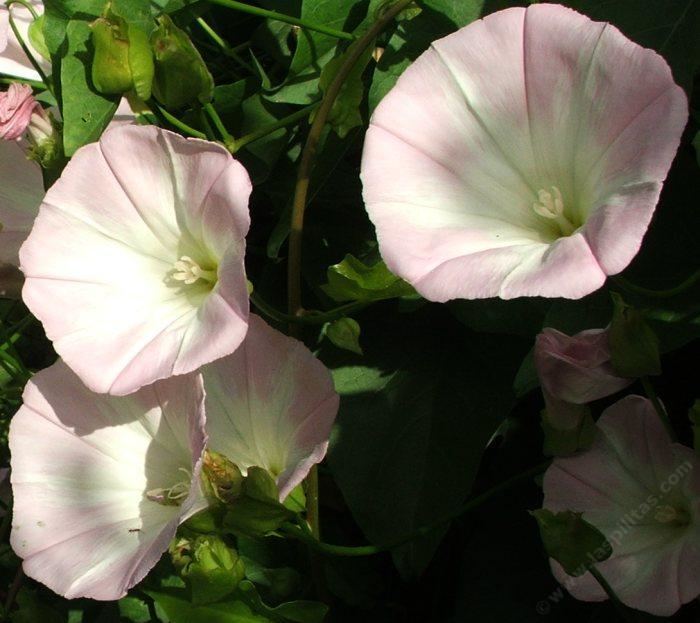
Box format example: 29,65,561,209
171,256,217,285
532,186,576,236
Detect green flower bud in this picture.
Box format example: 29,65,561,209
90,13,154,101
169,535,245,605
202,449,244,505
150,14,214,109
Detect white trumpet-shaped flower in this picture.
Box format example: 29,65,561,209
361,4,687,301
10,361,208,600
20,124,252,395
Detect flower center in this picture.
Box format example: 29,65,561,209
532,186,576,237
654,504,691,527
146,467,192,506
171,256,217,286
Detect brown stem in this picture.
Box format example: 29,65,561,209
286,0,415,330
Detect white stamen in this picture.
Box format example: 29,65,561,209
532,186,575,236
171,256,217,285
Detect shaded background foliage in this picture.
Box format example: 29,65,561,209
0,0,699,620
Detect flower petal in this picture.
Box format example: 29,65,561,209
10,361,207,600
202,315,339,500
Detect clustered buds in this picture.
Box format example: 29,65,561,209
90,8,213,109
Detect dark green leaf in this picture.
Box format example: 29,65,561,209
609,293,661,377
531,509,612,577
238,581,328,623
328,320,519,578
369,2,483,111
322,254,415,303
145,588,270,623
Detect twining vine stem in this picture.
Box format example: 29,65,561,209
612,267,700,298
285,0,416,543
208,0,357,41
5,0,51,90
281,461,550,556
286,0,416,324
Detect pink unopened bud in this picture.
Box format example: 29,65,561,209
0,83,38,140
535,327,633,406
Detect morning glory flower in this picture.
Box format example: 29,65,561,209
203,315,339,500
20,124,252,395
10,361,208,600
542,395,700,616
361,3,688,301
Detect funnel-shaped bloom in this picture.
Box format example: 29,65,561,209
10,361,207,600
203,315,339,500
0,138,43,296
542,396,700,615
20,124,252,395
361,4,687,301
0,1,49,81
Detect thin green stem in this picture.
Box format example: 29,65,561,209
195,17,255,73
641,376,676,440
233,103,318,152
207,0,356,41
0,75,45,89
283,461,549,557
305,465,320,539
612,268,700,299
6,1,50,89
203,102,235,149
149,101,207,139
588,566,634,622
250,291,370,325
287,0,414,324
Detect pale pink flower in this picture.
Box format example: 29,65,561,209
0,83,38,140
361,4,688,301
0,1,49,81
535,327,632,430
20,124,252,395
0,137,43,297
10,361,208,600
203,315,339,500
543,396,700,616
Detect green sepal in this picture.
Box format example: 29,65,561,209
609,292,661,377
541,407,597,457
531,509,612,577
150,14,214,109
28,15,50,61
170,535,245,605
223,467,295,538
